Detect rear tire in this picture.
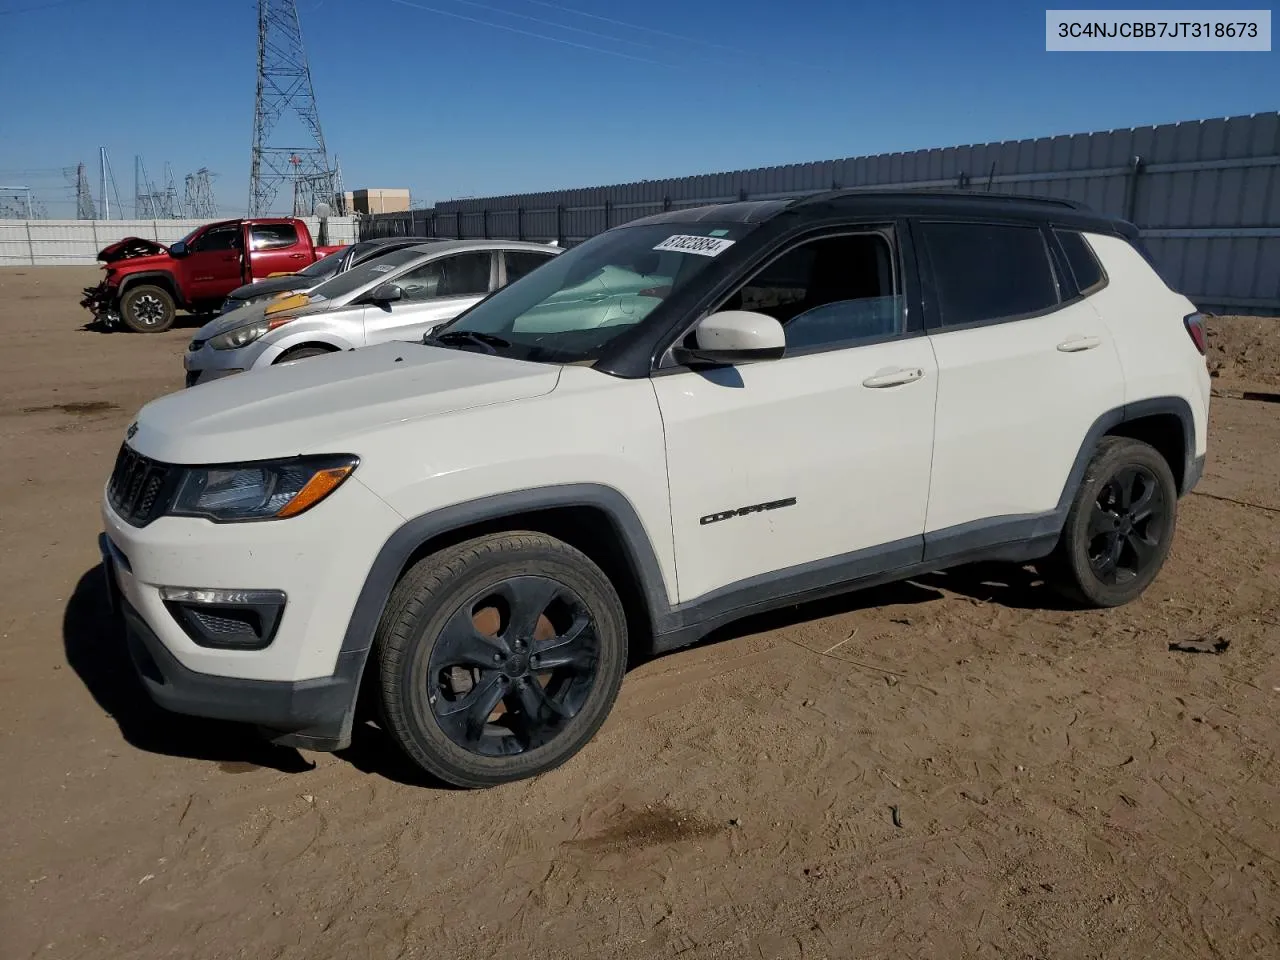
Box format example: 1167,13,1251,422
373,532,628,788
1046,436,1178,608
120,284,176,333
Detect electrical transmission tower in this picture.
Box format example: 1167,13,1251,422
249,0,337,216
185,168,219,218
71,163,97,219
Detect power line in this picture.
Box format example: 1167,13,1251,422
515,0,741,53
387,0,672,66
0,0,94,16
438,0,668,52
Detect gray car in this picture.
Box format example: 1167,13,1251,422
184,239,562,387
218,236,446,314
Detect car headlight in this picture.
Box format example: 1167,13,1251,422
169,454,358,522
209,316,294,350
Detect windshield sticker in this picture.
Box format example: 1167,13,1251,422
709,228,730,237
371,264,395,273
653,234,736,257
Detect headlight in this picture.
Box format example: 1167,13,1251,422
169,454,358,522
209,315,294,350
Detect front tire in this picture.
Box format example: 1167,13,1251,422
120,284,176,333
373,532,627,788
275,345,334,364
1047,436,1178,607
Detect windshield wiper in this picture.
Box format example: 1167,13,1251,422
422,329,511,351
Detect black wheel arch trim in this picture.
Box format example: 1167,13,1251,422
319,397,1199,748
117,271,184,308
322,484,676,748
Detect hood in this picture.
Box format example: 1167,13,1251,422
129,341,563,464
224,275,317,306
98,236,168,263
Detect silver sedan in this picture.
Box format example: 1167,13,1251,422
183,239,561,387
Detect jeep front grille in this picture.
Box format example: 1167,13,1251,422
107,444,175,527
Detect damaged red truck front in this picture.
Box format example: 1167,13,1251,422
81,218,345,333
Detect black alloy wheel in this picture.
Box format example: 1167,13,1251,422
1048,436,1178,607
428,576,600,757
1086,464,1167,586
374,532,628,788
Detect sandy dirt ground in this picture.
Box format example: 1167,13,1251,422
1,268,1278,960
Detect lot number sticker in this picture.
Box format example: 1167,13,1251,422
653,234,736,257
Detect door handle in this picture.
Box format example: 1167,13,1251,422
1057,335,1102,353
862,367,925,388
288,253,305,259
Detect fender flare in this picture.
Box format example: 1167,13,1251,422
116,271,182,308
1023,394,1198,546
298,484,673,750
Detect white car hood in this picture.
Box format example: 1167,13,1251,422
128,341,563,464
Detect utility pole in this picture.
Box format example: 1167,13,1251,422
248,0,336,216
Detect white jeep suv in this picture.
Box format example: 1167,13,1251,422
99,191,1211,788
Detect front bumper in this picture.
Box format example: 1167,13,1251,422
184,337,282,387
80,280,120,325
98,471,405,747
101,533,367,750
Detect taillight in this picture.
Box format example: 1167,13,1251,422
1183,312,1207,355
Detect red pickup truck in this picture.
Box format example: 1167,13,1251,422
80,217,345,333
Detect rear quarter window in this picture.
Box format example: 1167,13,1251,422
1054,229,1106,294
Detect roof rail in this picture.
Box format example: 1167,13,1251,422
794,188,1090,211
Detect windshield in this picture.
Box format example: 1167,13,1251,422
307,247,426,302
434,223,747,362
297,248,347,279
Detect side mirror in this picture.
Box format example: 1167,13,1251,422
671,310,785,366
169,240,188,257
369,281,404,304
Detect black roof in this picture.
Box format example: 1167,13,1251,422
627,189,1126,233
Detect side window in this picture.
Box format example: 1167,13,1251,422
250,223,299,251
1054,229,1105,293
716,232,902,350
191,225,241,253
393,252,492,302
437,251,493,297
504,250,557,285
919,221,1059,327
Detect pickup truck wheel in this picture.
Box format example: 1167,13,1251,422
1046,436,1178,608
120,284,176,333
373,532,627,788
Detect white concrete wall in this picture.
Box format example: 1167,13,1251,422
0,217,361,267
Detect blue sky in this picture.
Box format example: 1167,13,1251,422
0,0,1276,216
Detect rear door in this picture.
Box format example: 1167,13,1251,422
915,218,1125,557
248,222,308,278
182,223,245,303
363,250,496,345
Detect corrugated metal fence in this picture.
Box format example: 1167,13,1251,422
360,112,1280,315
0,217,360,267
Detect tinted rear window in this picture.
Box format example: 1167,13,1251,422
920,221,1060,327
1055,230,1105,293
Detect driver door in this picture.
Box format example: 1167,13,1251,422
182,223,245,303
363,250,496,345
651,226,938,603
